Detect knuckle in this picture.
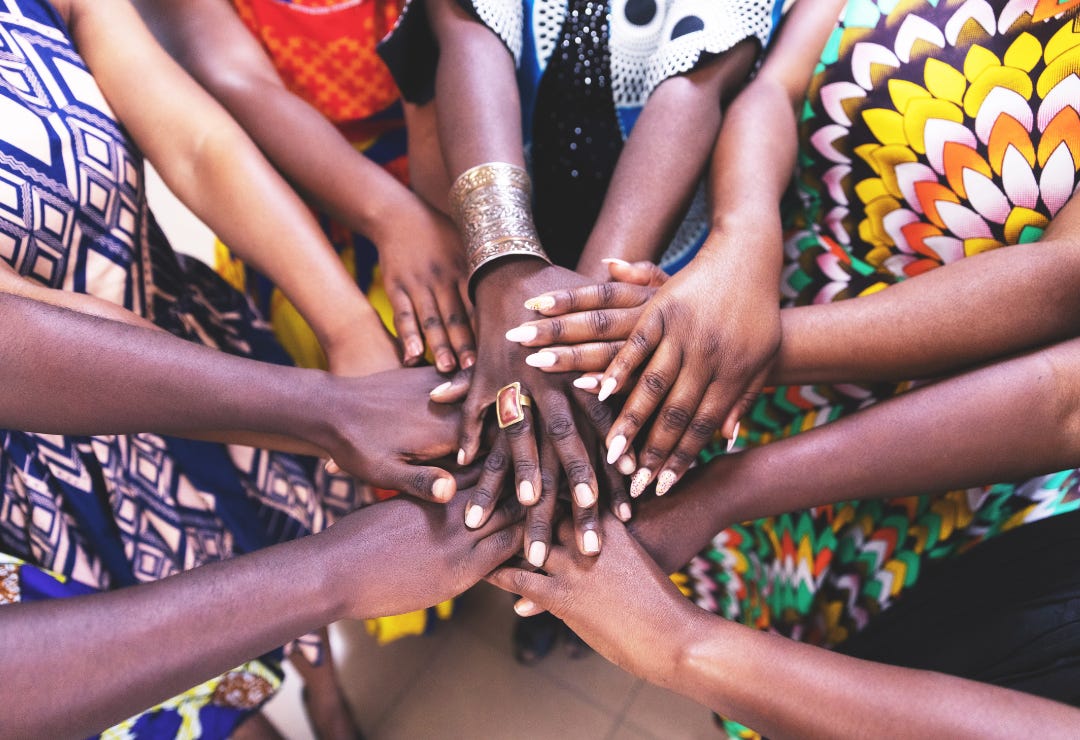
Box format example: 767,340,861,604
620,409,644,429
484,449,509,473
660,404,693,430
395,310,415,324
628,330,652,354
471,486,495,507
643,446,668,462
447,312,470,327
548,318,565,342
409,469,430,495
546,413,575,440
527,521,552,542
687,417,718,440
584,398,613,427
504,417,532,439
640,370,670,399
597,281,616,306
565,460,591,484
589,310,613,336
669,448,698,468
422,316,442,331
514,460,538,479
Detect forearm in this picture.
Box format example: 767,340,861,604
772,237,1080,384
676,615,1080,738
633,336,1080,570
0,293,334,446
577,48,755,277
1,532,342,738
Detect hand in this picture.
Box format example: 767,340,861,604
486,515,705,683
316,366,467,502
587,247,781,498
505,259,667,376
325,318,401,377
376,198,476,372
326,492,525,620
460,259,623,556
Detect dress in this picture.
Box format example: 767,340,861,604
680,1,1080,734
379,0,789,271
0,0,355,733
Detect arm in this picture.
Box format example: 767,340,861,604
628,334,1080,573
67,0,396,376
0,291,463,500
488,517,1080,739
3,492,522,738
132,0,474,371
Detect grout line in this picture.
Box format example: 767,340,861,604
603,680,649,740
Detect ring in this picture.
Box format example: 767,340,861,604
496,382,533,429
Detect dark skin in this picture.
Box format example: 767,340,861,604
422,0,758,560
133,0,476,372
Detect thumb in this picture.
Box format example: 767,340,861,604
429,367,473,405
377,461,457,503
606,259,668,287
486,566,553,612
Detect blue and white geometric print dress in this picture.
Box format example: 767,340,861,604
0,0,355,733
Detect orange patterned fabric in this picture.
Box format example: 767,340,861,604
231,0,402,128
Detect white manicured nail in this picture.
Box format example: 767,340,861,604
606,434,627,465
457,448,467,466
617,503,632,521
519,480,536,505
727,421,741,453
574,483,596,508
597,377,617,402
656,470,677,497
525,351,558,368
514,598,537,616
524,295,556,311
432,477,454,502
583,530,600,554
630,468,652,498
617,454,635,475
429,381,452,397
505,325,538,342
601,257,630,266
465,504,484,529
528,541,547,567
573,376,600,390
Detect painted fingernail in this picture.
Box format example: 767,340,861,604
524,295,556,312
514,598,537,616
432,477,454,502
574,483,596,508
525,351,558,368
583,529,600,554
429,381,452,397
656,470,677,497
617,502,632,522
630,468,652,498
606,434,627,465
573,376,599,390
465,504,484,529
505,324,539,343
601,257,631,266
528,541,547,567
519,479,537,505
727,421,741,453
617,454,636,476
457,448,467,466
597,377,617,402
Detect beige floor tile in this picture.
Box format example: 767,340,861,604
374,628,618,739
621,682,718,740
606,720,661,740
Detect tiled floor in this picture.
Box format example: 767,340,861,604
146,166,720,740
264,583,719,740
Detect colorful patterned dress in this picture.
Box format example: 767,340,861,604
0,0,357,733
685,1,1080,733
380,0,789,271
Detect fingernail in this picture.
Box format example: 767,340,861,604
574,483,596,508
514,598,536,616
525,351,558,368
457,448,467,466
617,454,636,475
617,502,632,522
324,459,340,475
505,325,539,343
465,504,484,529
630,468,652,498
727,421,741,453
432,477,454,502
524,295,556,312
656,470,677,497
573,376,599,390
597,377,617,402
527,541,547,567
601,257,631,266
519,479,537,505
406,338,423,357
583,529,600,554
461,355,475,369
429,381,452,397
606,434,627,465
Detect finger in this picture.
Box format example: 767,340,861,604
596,311,664,403
523,281,656,317
635,373,710,496
541,390,599,514
508,305,643,348
605,258,670,288
388,286,424,366
429,367,473,404
458,387,489,465
485,566,553,607
465,435,511,529
604,455,633,522
434,285,477,370
571,372,604,395
525,437,560,567
652,384,729,497
574,388,635,473
607,341,681,483
503,399,543,508
377,462,457,503
572,492,601,556
524,341,624,374
471,523,528,578
415,289,456,373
